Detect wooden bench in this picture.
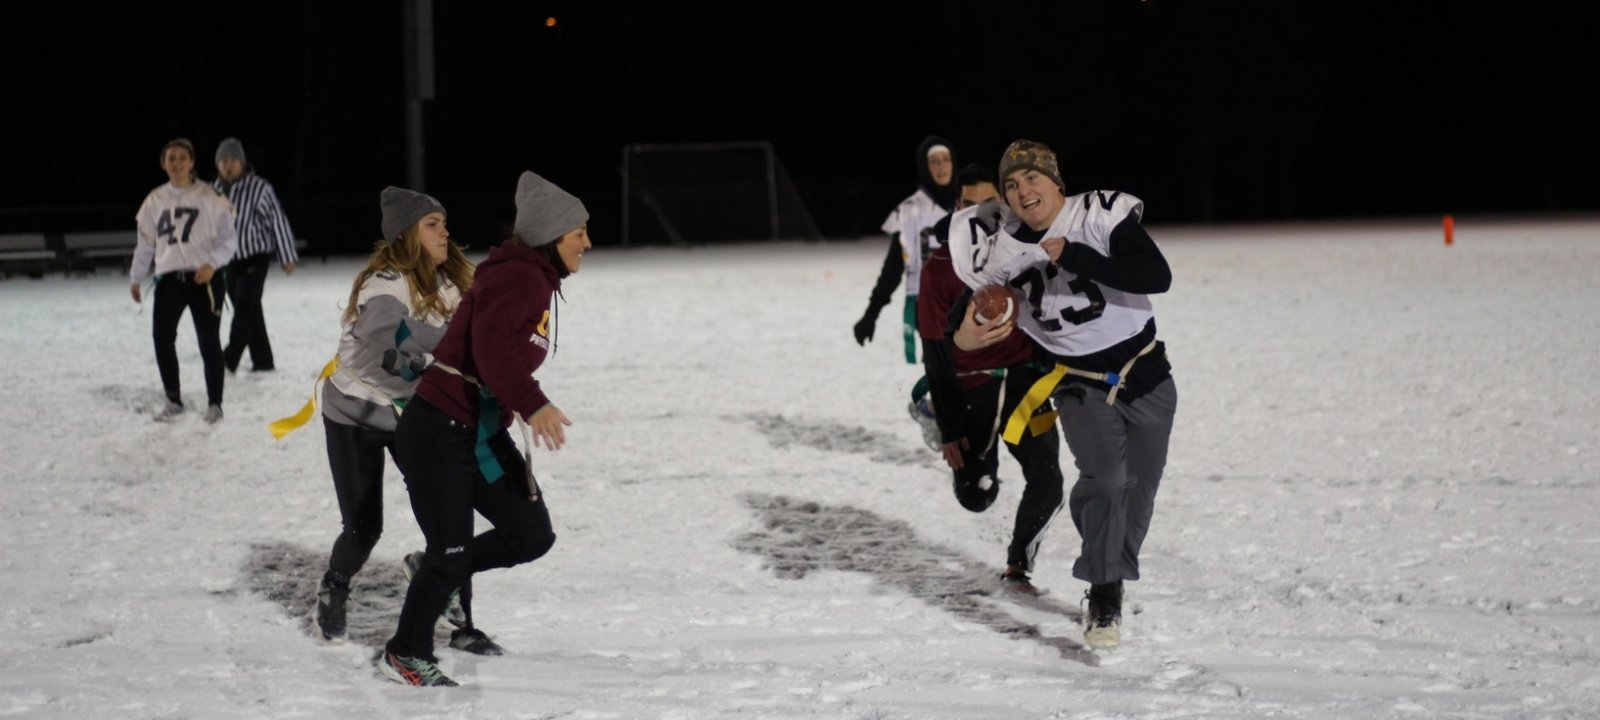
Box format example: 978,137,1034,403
62,231,138,276
57,234,313,276
0,234,55,279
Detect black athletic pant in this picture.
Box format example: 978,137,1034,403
323,418,393,581
954,372,1066,572
151,270,225,407
387,395,556,659
224,253,275,371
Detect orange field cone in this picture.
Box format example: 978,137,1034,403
1443,215,1455,246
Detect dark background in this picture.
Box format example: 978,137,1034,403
6,1,1597,255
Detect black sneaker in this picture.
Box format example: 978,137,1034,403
1000,566,1044,596
1083,580,1123,649
155,401,185,422
379,652,458,687
316,573,350,640
449,627,504,656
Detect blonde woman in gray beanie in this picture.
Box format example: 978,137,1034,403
380,170,590,687
312,187,475,643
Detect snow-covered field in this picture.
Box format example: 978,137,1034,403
2,217,1597,719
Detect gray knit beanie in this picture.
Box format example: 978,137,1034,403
513,171,588,247
215,137,246,166
380,186,446,241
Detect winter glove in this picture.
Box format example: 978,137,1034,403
381,348,431,381
853,304,884,346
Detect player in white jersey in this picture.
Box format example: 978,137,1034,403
853,135,958,364
129,138,239,423
949,139,1176,649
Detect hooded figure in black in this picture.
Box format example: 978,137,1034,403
852,135,958,355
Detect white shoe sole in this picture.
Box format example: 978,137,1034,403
1085,624,1121,649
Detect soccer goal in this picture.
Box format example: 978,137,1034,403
620,141,822,245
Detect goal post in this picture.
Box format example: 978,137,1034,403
620,141,822,245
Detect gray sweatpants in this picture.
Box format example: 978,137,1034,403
1054,378,1178,585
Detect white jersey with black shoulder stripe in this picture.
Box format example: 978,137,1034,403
947,191,1150,358
880,188,947,298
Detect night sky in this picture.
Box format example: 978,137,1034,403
8,2,1598,255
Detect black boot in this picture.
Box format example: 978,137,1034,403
449,627,504,655
446,584,504,655
316,571,350,640
1083,580,1123,649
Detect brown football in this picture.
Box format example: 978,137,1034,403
972,284,1017,326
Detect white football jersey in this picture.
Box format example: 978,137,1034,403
880,188,947,297
329,270,461,412
130,182,238,283
947,191,1150,358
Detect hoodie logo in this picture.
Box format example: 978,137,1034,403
530,310,551,350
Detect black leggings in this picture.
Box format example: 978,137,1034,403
322,418,393,580
151,270,225,406
387,395,556,658
953,370,1066,571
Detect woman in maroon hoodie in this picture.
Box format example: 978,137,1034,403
380,171,591,687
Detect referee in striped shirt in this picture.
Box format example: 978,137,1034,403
214,137,298,374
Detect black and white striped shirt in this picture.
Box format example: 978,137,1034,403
214,172,299,265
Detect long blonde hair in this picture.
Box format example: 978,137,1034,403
342,224,474,324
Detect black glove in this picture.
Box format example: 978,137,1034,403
853,306,882,346
381,348,430,381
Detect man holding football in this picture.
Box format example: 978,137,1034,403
948,140,1177,650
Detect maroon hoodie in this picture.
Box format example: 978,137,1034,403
415,240,561,429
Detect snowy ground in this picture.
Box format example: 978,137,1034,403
2,217,1598,719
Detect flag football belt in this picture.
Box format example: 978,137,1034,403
268,354,411,439
991,366,1058,441
982,372,1058,457
154,271,226,317
1001,339,1158,446
269,322,418,439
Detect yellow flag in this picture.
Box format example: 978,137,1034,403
1002,364,1067,445
268,355,340,440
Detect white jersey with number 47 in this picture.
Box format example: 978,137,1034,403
130,182,238,284
946,191,1150,358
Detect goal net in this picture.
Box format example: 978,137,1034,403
621,141,822,245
